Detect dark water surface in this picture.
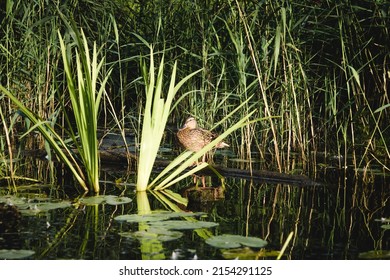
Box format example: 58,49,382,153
0,157,388,260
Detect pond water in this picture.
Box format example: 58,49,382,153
0,153,388,260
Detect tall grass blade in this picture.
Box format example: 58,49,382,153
136,47,202,191
58,28,111,193
0,85,88,191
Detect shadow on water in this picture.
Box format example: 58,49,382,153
0,153,389,260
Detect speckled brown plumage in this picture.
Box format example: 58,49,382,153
177,117,229,154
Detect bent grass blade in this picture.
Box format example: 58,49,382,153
0,85,88,191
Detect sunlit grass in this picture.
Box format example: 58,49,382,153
0,85,88,191
1,25,111,193
1,0,388,189
58,27,111,193
136,47,202,191
136,47,256,191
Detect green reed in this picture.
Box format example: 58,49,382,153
0,106,14,188
59,25,112,193
0,0,124,190
1,0,388,189
136,47,202,191
0,0,59,150
0,84,88,190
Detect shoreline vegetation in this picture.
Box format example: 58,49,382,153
1,0,389,192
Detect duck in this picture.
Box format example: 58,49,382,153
177,117,229,163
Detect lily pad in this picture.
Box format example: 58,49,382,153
34,201,72,211
79,196,106,205
0,195,27,207
119,228,183,242
19,201,72,215
114,211,206,223
79,195,132,206
0,249,35,259
148,220,219,230
105,196,132,205
161,211,207,218
115,214,168,223
206,234,268,249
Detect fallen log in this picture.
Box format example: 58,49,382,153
21,148,320,187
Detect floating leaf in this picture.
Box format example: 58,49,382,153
79,195,132,206
114,211,206,223
19,208,40,216
119,228,183,242
18,201,72,215
382,224,390,230
115,214,168,223
0,195,27,206
0,249,35,259
79,196,105,205
206,237,240,248
206,234,268,249
158,211,207,219
34,201,71,211
148,220,218,230
105,196,132,205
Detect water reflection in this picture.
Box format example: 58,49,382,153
0,158,389,259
